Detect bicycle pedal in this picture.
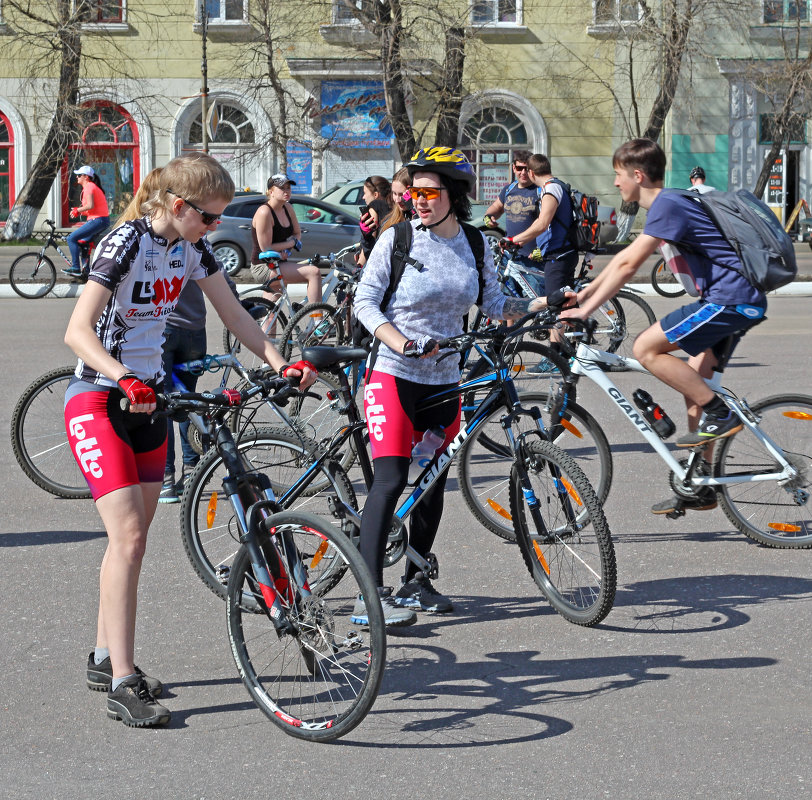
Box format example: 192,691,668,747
665,507,686,520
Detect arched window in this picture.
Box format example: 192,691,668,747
0,111,14,224
460,105,531,203
64,101,140,224
182,100,258,188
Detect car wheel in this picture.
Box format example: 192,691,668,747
481,229,503,260
212,242,244,276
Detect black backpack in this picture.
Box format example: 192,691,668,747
361,220,487,373
668,188,797,293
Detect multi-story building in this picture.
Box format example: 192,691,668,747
0,0,808,230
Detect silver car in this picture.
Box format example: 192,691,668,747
207,193,361,276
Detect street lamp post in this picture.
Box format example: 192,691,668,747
200,0,209,154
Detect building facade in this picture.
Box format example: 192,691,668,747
0,0,809,230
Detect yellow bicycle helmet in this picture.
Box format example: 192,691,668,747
405,146,476,191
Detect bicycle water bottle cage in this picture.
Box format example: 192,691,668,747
259,250,282,262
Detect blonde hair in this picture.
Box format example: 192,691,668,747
152,153,235,218
116,167,163,226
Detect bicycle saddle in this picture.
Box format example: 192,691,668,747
301,346,368,370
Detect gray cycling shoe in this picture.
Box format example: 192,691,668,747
351,588,416,627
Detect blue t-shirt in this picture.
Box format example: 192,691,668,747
537,179,573,256
644,190,765,307
498,183,538,256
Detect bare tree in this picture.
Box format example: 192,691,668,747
334,0,474,158
744,19,812,197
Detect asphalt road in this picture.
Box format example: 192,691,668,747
1,294,811,799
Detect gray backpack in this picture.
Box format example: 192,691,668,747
669,188,797,293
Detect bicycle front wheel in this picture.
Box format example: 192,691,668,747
280,302,345,362
11,366,91,499
650,257,686,298
458,391,612,541
714,394,812,548
180,425,357,600
227,510,385,742
609,289,657,363
9,253,57,299
224,297,290,355
510,440,616,626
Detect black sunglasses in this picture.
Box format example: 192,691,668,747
167,190,222,225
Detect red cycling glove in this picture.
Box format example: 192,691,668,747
117,373,156,407
279,360,317,379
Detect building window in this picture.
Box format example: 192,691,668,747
460,106,529,202
64,101,139,224
334,0,361,23
203,0,246,23
764,0,810,22
759,113,808,143
594,0,641,25
0,111,14,224
94,0,123,23
471,0,520,25
187,101,255,146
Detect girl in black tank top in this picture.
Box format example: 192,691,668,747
250,175,322,308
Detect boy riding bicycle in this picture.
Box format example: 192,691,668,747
560,138,767,515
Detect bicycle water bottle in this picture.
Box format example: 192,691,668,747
408,427,445,485
632,389,676,440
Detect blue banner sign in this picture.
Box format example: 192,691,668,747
319,81,394,149
286,141,312,194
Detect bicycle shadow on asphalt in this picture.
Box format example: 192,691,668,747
345,642,774,748
605,573,812,633
0,529,106,546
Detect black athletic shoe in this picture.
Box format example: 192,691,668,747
676,410,742,447
651,489,718,515
87,652,163,697
107,676,171,727
394,576,453,613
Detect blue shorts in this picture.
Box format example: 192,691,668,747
660,300,763,359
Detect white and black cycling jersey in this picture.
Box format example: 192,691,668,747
75,216,220,387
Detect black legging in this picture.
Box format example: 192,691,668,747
359,456,451,587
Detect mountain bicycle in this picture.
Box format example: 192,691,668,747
8,219,99,299
151,378,385,742
182,313,617,627
544,319,812,549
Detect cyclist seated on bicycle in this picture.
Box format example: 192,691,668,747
63,153,316,728
560,138,767,515
352,146,551,626
249,174,322,310
65,165,110,280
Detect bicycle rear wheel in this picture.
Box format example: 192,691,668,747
227,510,385,742
180,425,357,600
11,366,91,499
458,391,612,541
650,257,687,298
713,394,812,548
510,439,616,626
280,302,346,362
9,253,57,299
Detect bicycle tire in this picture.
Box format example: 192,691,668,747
650,257,686,298
10,366,91,499
458,390,612,541
280,302,345,362
223,297,289,355
229,371,358,472
227,510,385,742
609,289,657,364
9,253,57,299
509,439,616,626
713,394,812,549
463,340,573,409
180,425,357,600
